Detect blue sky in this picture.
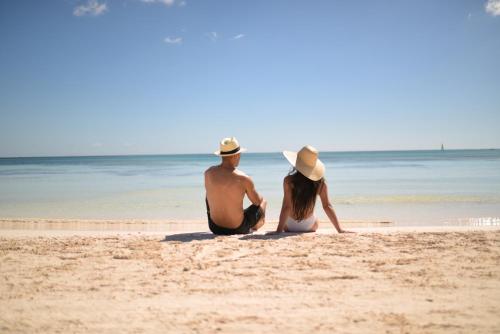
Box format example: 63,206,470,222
1,0,500,157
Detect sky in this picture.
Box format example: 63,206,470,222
1,0,500,157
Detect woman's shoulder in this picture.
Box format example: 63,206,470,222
283,175,293,189
318,179,327,193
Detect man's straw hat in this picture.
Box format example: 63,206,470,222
214,137,247,156
283,145,325,181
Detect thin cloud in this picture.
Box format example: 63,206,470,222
73,0,107,17
178,1,187,7
164,36,183,44
486,0,500,16
141,0,175,6
205,31,218,42
231,34,245,40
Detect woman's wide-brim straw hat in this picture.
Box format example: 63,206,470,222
283,145,325,181
214,137,247,156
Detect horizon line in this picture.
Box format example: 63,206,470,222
1,147,499,159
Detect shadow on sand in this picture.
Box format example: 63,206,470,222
162,232,217,243
238,232,302,240
162,231,302,243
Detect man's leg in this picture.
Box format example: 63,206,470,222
251,199,267,231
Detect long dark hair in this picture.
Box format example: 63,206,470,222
288,168,324,220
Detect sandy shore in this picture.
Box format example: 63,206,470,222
1,220,499,333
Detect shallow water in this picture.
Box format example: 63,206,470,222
1,149,500,225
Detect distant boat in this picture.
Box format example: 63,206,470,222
441,144,444,151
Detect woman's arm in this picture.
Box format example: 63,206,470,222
276,178,292,232
319,181,351,233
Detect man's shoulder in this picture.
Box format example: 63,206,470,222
234,169,250,179
233,169,254,185
204,165,219,175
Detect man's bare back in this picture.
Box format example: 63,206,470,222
204,137,266,234
205,165,249,228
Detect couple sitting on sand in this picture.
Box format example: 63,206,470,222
205,137,352,235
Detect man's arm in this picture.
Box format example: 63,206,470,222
242,175,264,206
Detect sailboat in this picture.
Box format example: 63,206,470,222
441,144,444,151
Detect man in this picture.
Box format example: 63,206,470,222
204,137,267,235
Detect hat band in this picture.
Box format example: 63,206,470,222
220,146,241,155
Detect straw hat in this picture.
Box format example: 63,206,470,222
283,145,325,181
214,137,247,156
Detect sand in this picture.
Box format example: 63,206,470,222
1,219,500,333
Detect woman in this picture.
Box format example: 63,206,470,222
276,145,351,233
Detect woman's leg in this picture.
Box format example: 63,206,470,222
309,219,319,232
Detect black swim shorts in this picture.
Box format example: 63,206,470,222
206,199,264,235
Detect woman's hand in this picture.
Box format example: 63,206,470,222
338,229,355,233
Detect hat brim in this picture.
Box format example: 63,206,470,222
283,150,325,181
214,147,247,157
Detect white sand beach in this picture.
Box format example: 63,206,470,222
1,219,499,333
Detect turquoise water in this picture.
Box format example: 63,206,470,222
1,149,500,225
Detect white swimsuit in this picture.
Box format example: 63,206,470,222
286,215,316,232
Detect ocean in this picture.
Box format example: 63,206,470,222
1,149,500,226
